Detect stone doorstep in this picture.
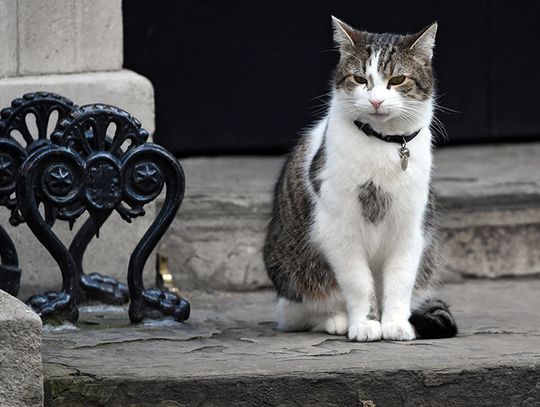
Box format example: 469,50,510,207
0,289,43,407
158,142,540,291
42,279,540,406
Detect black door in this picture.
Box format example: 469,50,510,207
124,1,540,156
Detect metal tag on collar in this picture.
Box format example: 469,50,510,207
398,138,410,171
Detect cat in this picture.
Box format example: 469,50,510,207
263,17,457,341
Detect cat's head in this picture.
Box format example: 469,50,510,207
332,17,437,133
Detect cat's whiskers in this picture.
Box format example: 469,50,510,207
309,90,336,117
400,104,448,142
407,92,454,141
403,102,448,139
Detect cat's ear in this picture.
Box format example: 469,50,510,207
409,22,438,60
331,16,357,47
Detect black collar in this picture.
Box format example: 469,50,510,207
354,120,421,144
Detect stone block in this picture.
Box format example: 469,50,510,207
0,289,43,407
0,0,17,77
0,69,155,135
434,143,540,278
158,158,278,291
17,0,122,75
160,143,540,290
440,208,540,278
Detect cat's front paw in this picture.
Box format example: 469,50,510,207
348,320,382,342
382,320,416,341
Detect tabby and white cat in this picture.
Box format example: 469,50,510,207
263,17,457,341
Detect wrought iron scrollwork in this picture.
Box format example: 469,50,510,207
12,102,189,324
121,145,190,322
0,223,20,297
17,146,84,323
0,92,75,296
0,138,26,295
0,93,131,306
0,92,129,304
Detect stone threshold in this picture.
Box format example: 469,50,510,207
158,142,540,291
42,279,540,406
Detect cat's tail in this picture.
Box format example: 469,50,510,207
409,299,457,339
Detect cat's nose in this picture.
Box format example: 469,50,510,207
369,99,384,109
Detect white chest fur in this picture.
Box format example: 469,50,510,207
308,105,433,266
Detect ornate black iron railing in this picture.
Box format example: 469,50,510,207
0,92,190,324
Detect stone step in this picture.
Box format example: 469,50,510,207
159,143,540,291
42,279,540,406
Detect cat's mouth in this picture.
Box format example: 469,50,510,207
368,112,392,121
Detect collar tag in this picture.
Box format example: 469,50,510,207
354,120,421,171
398,139,410,171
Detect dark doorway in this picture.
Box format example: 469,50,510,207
124,1,540,156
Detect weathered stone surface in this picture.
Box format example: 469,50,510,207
42,280,540,406
440,209,540,278
433,143,540,209
0,289,43,407
0,70,155,134
159,158,278,290
0,0,17,77
161,143,540,290
17,0,122,76
434,143,540,278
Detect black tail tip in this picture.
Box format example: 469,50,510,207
409,299,457,339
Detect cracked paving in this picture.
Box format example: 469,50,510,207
42,280,540,406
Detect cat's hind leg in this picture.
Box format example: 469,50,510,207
275,297,314,332
312,312,348,336
275,296,348,336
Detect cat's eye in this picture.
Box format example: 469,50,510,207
388,75,406,86
351,75,368,85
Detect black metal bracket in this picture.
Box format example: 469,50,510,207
0,93,190,324
0,92,75,298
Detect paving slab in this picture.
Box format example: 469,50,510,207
160,142,540,290
42,280,540,406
